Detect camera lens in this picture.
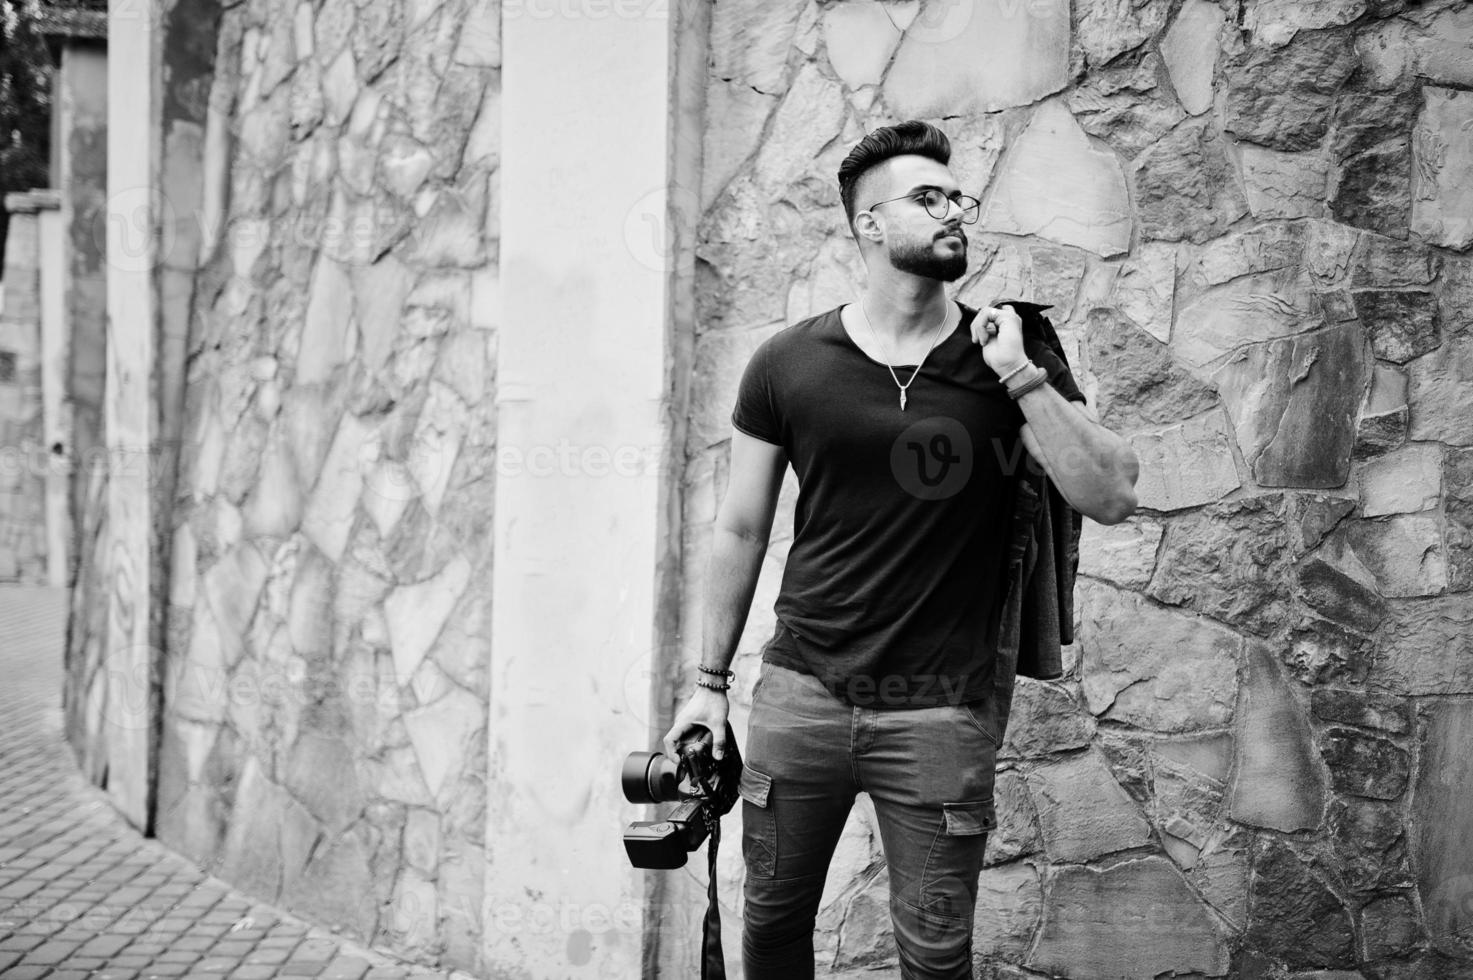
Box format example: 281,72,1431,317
621,751,679,804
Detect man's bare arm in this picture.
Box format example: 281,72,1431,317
1018,390,1139,525
663,429,787,759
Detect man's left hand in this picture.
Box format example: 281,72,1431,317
970,303,1029,376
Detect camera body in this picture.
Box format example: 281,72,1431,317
621,724,742,869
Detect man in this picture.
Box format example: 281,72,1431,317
663,120,1139,978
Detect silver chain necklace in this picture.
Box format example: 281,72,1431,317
858,300,953,411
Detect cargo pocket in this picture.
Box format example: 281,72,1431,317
738,765,776,878
942,799,997,836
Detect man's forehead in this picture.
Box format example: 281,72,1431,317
863,155,959,200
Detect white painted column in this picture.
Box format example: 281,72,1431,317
487,6,676,976
104,0,159,829
37,199,69,588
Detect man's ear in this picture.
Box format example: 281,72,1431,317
853,211,883,244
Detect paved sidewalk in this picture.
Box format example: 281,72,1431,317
0,585,477,980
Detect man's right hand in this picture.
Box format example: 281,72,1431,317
663,686,731,761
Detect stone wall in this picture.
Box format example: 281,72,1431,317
150,0,501,971
687,0,1473,976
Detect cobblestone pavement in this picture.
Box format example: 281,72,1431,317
0,586,478,980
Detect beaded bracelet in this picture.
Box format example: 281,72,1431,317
695,676,731,692
697,664,735,682
997,360,1034,386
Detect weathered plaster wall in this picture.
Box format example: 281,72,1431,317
0,193,56,584
149,0,501,970
687,0,1473,976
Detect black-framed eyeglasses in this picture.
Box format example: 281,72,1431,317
866,188,981,224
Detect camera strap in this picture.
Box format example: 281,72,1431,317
701,815,726,980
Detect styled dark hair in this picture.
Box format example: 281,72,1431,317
837,120,952,228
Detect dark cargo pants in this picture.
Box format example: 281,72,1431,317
738,661,1001,979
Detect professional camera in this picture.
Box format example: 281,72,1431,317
621,723,742,869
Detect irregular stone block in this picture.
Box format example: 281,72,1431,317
1188,829,1251,930
832,867,895,971
1108,240,1176,341
1444,447,1473,592
1078,514,1164,589
986,768,1042,867
1332,138,1412,240
1351,233,1440,287
1370,595,1473,695
1321,726,1410,800
1134,115,1248,243
1329,796,1411,892
1244,838,1356,968
1285,616,1374,687
1085,307,1219,431
1160,0,1226,116
1149,493,1356,636
700,80,776,211
1359,444,1442,517
751,64,847,196
282,827,377,939
1173,265,1322,368
1337,514,1448,598
1026,750,1152,862
1354,290,1441,363
1127,410,1242,512
1030,856,1229,977
1228,645,1327,832
1212,324,1366,489
1413,5,1473,86
1412,87,1473,249
998,679,1094,760
1414,699,1473,955
403,686,482,801
1239,144,1330,219
1078,581,1242,732
1244,0,1368,48
1223,29,1359,151
1409,334,1473,447
980,100,1132,258
1315,696,1409,742
1076,0,1170,68
1361,893,1423,959
202,542,271,668
1355,363,1409,460
285,733,365,833
709,0,804,95
301,412,373,563
1297,555,1388,633
883,0,1069,117
1066,51,1186,161
822,1,901,88
385,554,471,686
971,861,1042,962
1435,253,1473,339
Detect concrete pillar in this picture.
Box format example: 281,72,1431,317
487,5,695,975
103,0,159,830
37,197,69,587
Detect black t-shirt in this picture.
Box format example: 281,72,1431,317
731,302,1085,708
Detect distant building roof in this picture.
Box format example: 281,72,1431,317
35,1,107,41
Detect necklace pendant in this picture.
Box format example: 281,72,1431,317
899,390,907,411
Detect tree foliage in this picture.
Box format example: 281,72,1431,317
0,0,53,270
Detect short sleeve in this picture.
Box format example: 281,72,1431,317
731,340,784,445
1029,341,1087,405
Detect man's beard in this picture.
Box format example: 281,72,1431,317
888,233,968,282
